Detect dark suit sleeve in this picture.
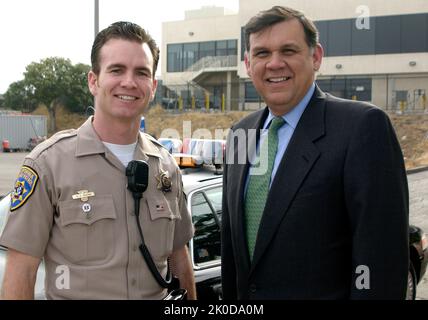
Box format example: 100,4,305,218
344,107,409,299
221,131,238,300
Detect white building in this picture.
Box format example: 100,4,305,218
161,0,428,112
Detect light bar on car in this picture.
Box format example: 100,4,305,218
173,153,203,168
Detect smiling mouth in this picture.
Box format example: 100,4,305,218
116,95,138,101
266,77,291,83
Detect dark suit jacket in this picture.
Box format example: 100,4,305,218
221,86,409,299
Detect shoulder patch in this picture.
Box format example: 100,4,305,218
10,166,39,212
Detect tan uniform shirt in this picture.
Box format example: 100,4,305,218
0,117,193,299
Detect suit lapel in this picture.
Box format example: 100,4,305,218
250,87,327,273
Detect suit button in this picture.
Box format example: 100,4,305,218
250,284,257,293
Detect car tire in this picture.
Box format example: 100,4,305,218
406,262,417,300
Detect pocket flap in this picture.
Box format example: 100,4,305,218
59,194,117,226
147,197,180,221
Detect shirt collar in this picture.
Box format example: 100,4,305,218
75,117,106,157
264,82,315,130
75,116,162,159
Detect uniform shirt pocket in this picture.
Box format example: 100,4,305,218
144,196,179,260
54,195,117,265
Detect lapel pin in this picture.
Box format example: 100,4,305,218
72,190,95,202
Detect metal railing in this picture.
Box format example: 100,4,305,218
185,55,238,73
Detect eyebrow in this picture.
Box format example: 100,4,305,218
251,43,301,53
106,63,125,70
106,63,152,75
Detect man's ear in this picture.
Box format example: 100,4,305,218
312,44,324,72
150,78,158,101
244,52,252,78
88,70,98,96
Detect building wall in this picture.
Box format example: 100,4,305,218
239,0,428,23
161,12,239,83
238,1,428,78
162,1,428,111
369,74,428,110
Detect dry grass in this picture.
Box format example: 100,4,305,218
389,113,428,169
32,104,87,133
144,105,249,140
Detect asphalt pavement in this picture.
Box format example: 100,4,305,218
0,152,27,196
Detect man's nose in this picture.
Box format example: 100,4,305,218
121,73,137,88
266,52,286,69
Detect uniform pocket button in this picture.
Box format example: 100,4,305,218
250,284,257,293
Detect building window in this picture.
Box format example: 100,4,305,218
375,15,401,55
227,40,237,56
199,41,216,60
216,40,228,56
167,39,238,72
401,14,427,53
245,82,261,102
167,44,182,72
314,13,428,57
183,43,199,70
317,78,372,101
327,19,352,56
240,27,245,61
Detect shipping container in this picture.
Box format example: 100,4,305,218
0,115,47,151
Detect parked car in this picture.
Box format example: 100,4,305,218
0,166,427,300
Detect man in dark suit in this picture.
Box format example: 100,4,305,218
221,6,409,299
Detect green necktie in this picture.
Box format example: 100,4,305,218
244,117,285,260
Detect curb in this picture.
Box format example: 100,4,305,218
407,166,428,175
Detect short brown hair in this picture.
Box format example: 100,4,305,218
91,21,160,77
244,6,319,52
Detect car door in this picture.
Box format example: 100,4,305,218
188,183,223,299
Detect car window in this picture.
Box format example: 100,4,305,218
191,186,222,265
203,187,222,223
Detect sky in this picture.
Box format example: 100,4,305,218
0,0,239,94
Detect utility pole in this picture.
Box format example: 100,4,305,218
92,0,100,111
94,0,99,38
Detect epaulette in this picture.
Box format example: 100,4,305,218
28,129,77,159
143,132,164,149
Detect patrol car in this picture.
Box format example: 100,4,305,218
0,164,427,300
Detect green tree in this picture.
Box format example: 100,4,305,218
3,80,38,112
64,63,93,114
23,57,91,132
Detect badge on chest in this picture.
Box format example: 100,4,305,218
72,190,95,218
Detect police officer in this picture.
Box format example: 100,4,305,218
0,22,196,300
